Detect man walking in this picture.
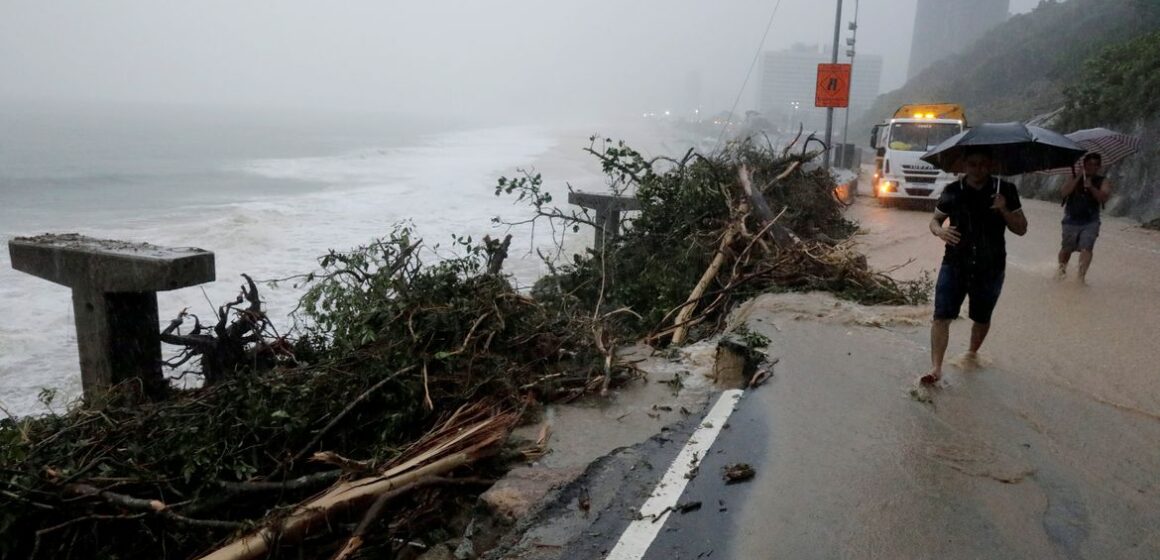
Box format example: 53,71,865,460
921,148,1028,384
1057,153,1112,284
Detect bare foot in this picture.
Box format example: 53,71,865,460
908,385,934,404
919,369,941,385
1055,266,1067,281
961,351,981,370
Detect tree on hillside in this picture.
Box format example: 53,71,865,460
1060,30,1160,130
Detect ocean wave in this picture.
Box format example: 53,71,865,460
240,125,554,188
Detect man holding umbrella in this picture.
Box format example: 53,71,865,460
921,148,1027,384
1057,153,1112,283
918,122,1083,384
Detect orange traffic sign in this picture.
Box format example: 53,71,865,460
815,63,852,108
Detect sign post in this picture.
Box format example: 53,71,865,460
823,0,844,169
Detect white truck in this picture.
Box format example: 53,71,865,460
870,103,966,207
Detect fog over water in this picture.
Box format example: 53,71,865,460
2,0,1043,119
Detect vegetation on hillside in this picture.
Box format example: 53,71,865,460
857,0,1160,135
1059,29,1160,129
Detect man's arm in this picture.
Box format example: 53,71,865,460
1001,206,1028,236
992,192,1028,236
930,210,960,245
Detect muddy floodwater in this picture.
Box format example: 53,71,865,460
850,193,1160,419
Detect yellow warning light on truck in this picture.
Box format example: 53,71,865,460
897,103,966,122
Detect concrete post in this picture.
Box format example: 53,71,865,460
8,234,215,402
566,192,642,254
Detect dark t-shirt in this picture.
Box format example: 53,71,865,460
1062,175,1103,226
936,177,1022,272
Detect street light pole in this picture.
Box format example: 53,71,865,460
823,0,843,170
840,0,860,169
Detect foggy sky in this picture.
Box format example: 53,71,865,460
0,0,1044,122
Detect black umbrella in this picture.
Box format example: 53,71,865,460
920,122,1086,176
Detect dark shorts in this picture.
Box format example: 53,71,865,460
1061,221,1100,252
933,262,1005,323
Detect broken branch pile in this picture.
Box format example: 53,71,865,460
512,137,931,345
0,224,633,559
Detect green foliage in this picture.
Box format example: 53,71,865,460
297,223,424,351
733,324,771,350
296,223,519,361
494,172,553,208
1060,30,1160,129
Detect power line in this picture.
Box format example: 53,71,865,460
713,0,785,153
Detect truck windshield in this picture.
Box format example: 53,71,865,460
887,123,960,152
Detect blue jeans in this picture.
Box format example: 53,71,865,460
933,262,1005,324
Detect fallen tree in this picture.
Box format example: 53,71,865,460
504,136,930,345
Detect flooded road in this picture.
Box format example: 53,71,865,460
851,193,1160,419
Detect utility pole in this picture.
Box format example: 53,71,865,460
823,0,843,169
840,0,860,169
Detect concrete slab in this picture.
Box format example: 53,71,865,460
9,233,214,292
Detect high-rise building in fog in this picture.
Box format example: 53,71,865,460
908,0,1010,79
757,45,882,133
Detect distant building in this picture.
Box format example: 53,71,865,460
908,0,1010,79
757,45,883,133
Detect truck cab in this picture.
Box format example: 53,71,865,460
870,104,966,206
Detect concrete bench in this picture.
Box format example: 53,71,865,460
566,192,641,253
8,234,215,402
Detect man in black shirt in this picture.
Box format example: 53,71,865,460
920,148,1028,384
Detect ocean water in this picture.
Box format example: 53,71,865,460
0,104,564,416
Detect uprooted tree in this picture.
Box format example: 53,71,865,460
0,136,929,560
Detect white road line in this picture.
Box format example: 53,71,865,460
605,389,745,560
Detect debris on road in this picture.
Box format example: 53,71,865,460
578,485,591,517
723,463,756,484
